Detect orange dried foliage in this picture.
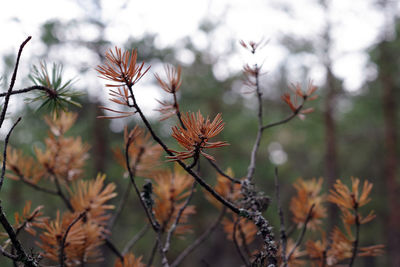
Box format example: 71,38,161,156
113,126,163,178
6,147,43,184
32,111,89,183
69,174,117,225
169,111,228,161
96,47,150,119
222,216,257,246
306,232,328,266
14,201,46,236
38,211,104,265
96,46,149,88
35,134,89,183
152,165,195,235
281,81,318,119
328,177,373,210
154,99,178,121
154,65,182,94
115,253,145,267
44,111,78,137
278,239,307,267
290,178,326,230
205,168,241,209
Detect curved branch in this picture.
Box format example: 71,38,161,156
163,181,197,254
206,158,241,184
261,103,304,131
0,85,55,98
0,118,21,192
0,37,31,129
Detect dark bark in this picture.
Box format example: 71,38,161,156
324,65,339,230
378,40,400,267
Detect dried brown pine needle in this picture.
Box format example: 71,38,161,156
114,253,145,267
169,111,229,161
290,178,326,230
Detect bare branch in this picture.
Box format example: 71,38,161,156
18,174,59,195
261,103,304,131
274,167,288,267
0,205,37,266
0,36,31,129
163,181,197,254
206,158,241,184
109,146,144,230
0,245,18,260
0,85,55,98
0,117,21,191
245,64,263,181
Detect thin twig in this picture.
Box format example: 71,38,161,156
245,64,262,181
0,244,18,260
0,117,21,191
158,233,170,267
274,167,288,267
173,92,186,130
122,224,150,255
0,85,55,98
105,239,124,261
59,211,86,267
261,103,304,131
163,181,197,254
206,158,241,184
0,205,37,266
125,139,160,231
349,204,360,267
170,207,226,267
287,204,315,261
53,176,73,212
109,184,131,229
233,219,250,267
18,174,59,195
0,36,31,129
109,147,144,230
147,238,159,267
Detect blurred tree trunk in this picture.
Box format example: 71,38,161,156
321,0,339,229
377,40,400,267
94,103,107,173
323,64,339,230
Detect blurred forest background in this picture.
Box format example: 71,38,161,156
0,0,399,266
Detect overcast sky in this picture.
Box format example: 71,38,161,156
0,0,398,133
1,0,396,89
